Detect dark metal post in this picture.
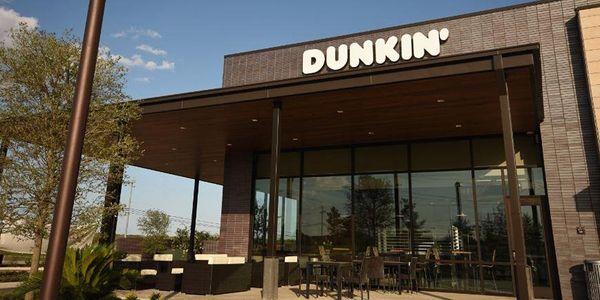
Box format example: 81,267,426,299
99,164,124,244
0,140,8,177
40,0,106,298
188,175,200,261
494,54,534,300
266,101,282,258
263,101,282,300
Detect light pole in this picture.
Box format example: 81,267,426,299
124,182,134,238
40,0,106,298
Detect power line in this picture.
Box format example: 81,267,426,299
126,207,221,229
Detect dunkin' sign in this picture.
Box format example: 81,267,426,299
302,28,449,75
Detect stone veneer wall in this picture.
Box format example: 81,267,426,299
221,1,600,298
217,150,253,258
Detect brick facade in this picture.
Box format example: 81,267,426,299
220,1,600,298
217,150,253,258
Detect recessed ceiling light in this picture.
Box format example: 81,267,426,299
179,126,187,130
526,131,534,135
213,159,218,163
368,131,375,135
455,124,462,128
251,118,258,122
292,137,299,141
336,110,344,114
226,143,232,146
165,163,169,166
171,147,177,151
436,99,445,103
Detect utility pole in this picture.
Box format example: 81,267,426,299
124,182,134,238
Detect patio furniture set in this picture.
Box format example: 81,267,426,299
113,253,252,295
112,246,492,298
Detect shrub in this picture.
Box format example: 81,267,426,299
9,244,125,299
150,292,161,300
0,271,28,282
124,292,138,300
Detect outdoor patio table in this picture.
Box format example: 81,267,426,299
305,260,352,300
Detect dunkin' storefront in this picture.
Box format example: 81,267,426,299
130,1,600,298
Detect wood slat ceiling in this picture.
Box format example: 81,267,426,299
131,67,536,184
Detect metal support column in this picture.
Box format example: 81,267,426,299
494,54,534,300
40,0,106,298
99,163,124,244
263,100,282,300
188,174,200,261
0,140,8,178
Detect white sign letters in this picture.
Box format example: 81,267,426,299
302,28,449,75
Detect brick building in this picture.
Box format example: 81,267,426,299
127,1,600,298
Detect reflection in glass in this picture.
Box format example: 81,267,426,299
475,169,510,262
475,169,513,294
354,174,410,256
517,167,546,196
301,176,352,256
253,179,268,255
252,178,299,255
522,205,550,290
411,171,476,256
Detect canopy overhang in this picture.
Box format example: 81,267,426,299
131,45,542,184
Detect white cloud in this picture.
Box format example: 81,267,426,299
136,44,167,56
134,77,150,83
111,27,162,39
98,45,111,58
0,6,38,45
113,54,174,71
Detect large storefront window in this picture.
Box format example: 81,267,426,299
253,178,300,255
251,135,548,295
301,176,352,257
353,173,410,256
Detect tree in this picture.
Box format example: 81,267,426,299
138,210,170,254
353,175,395,246
0,26,140,276
171,227,219,256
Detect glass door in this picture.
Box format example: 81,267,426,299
520,196,553,299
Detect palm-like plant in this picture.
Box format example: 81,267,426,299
10,244,127,299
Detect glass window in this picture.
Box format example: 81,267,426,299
253,179,269,255
475,169,510,263
355,145,408,173
255,152,301,178
411,170,477,258
411,140,470,171
514,167,546,196
354,173,410,256
472,138,505,168
472,135,541,168
301,176,352,256
279,178,299,253
304,149,350,176
252,177,300,255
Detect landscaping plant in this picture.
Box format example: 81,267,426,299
8,244,130,299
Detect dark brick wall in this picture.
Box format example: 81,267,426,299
221,1,600,298
217,150,253,258
115,235,144,254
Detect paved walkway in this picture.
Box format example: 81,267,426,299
116,287,514,300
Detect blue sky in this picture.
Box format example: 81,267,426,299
1,0,530,235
